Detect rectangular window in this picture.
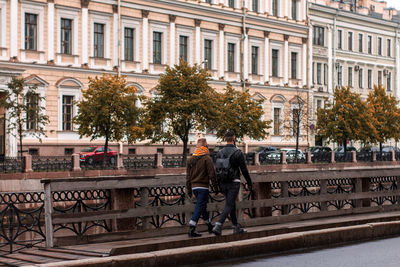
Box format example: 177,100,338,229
93,23,104,58
272,49,279,77
387,72,391,91
312,62,315,84
228,0,234,8
25,13,37,50
324,64,328,85
252,0,258,12
26,93,39,131
62,95,74,131
204,39,212,69
205,0,211,3
337,65,342,87
291,52,297,79
348,32,353,51
387,39,391,57
179,35,188,62
291,0,297,20
124,27,134,61
348,67,352,87
338,30,342,49
378,37,382,56
61,18,72,54
227,43,235,72
272,0,278,16
153,31,162,64
317,100,322,110
313,26,324,46
273,108,281,135
368,69,372,89
358,33,363,53
378,70,382,86
359,68,363,88
64,148,74,155
317,63,322,84
368,35,372,54
251,46,259,75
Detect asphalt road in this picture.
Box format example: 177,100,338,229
208,236,400,267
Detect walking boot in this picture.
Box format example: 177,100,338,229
233,223,246,234
206,222,214,233
188,226,202,237
212,223,222,236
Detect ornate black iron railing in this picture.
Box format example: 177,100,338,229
0,157,23,173
123,154,156,169
162,154,185,168
32,156,73,172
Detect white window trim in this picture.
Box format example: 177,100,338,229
121,18,140,72
387,38,392,57
252,93,266,121
56,8,79,67
358,33,363,53
201,31,217,70
290,102,303,136
225,35,240,73
367,35,373,54
289,46,301,80
270,42,283,78
271,101,284,136
150,23,168,65
177,27,194,65
58,87,81,132
337,29,343,49
249,39,263,77
89,13,111,69
347,31,353,51
377,36,383,56
22,83,47,134
0,0,7,59
20,3,45,63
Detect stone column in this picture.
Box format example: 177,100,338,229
396,33,400,101
284,35,289,85
72,154,81,172
243,28,249,80
47,0,55,63
328,25,333,94
169,15,176,66
195,19,201,65
111,189,135,231
23,155,33,173
302,38,307,87
112,5,119,68
265,0,270,14
156,152,163,168
308,23,313,88
253,182,272,217
219,24,225,78
264,31,270,84
81,0,89,66
10,0,18,59
142,10,149,71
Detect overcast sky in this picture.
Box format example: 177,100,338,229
386,0,400,10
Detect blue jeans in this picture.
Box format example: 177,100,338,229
190,188,210,224
217,182,240,226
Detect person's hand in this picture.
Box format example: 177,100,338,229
247,183,253,192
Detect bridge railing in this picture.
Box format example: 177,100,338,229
37,166,400,249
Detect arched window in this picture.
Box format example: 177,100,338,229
127,82,144,108
270,94,286,136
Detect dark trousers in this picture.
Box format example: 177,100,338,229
217,182,240,226
190,188,210,224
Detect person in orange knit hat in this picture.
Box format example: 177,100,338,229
186,138,217,237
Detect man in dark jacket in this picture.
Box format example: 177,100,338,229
186,138,217,237
212,130,252,235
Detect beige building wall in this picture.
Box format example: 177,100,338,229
0,0,310,156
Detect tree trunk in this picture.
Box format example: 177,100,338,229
343,139,347,161
295,115,300,163
103,135,109,168
379,142,383,158
182,135,188,167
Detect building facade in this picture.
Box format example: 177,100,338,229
0,0,311,156
309,0,400,146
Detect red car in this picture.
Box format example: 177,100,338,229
79,146,118,165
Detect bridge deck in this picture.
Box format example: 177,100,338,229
3,210,400,266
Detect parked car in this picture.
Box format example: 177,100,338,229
79,146,118,165
266,148,305,163
359,146,379,153
306,146,332,162
382,146,400,153
254,146,278,161
334,146,357,161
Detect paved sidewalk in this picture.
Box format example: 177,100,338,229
3,211,400,266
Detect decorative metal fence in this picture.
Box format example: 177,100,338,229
32,156,73,172
162,154,185,168
312,152,332,163
80,157,117,170
123,154,157,169
0,157,23,173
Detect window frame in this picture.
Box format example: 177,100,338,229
378,37,382,56
152,31,162,64
338,29,342,49
24,13,38,51
368,69,372,89
179,35,189,62
367,35,372,54
60,18,72,55
387,39,391,57
251,45,259,75
227,42,236,72
271,48,279,77
348,31,353,51
358,33,363,53
358,68,363,89
348,67,353,87
124,27,135,61
313,26,324,46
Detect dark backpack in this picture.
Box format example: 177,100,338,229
215,148,239,183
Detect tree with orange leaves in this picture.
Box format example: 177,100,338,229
74,74,143,165
366,85,400,154
316,86,376,152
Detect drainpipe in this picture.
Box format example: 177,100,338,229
117,0,121,77
241,0,247,91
